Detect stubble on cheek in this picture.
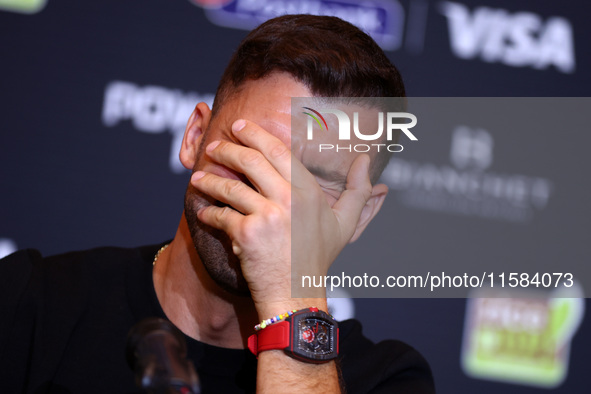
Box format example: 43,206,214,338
183,184,251,296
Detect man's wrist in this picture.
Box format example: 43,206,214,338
255,298,328,322
249,305,339,364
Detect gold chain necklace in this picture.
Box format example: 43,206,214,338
153,244,169,266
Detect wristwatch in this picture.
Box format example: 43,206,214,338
248,307,339,363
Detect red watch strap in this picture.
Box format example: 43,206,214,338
248,320,290,356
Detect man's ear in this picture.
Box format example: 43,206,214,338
349,184,388,243
179,102,212,170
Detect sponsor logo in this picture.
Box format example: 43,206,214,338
190,0,232,8
303,106,417,153
449,126,492,171
381,125,554,223
101,81,214,174
462,287,585,388
0,238,17,259
191,0,405,51
0,0,46,14
439,1,575,73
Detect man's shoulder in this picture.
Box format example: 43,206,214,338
339,319,435,394
0,244,165,392
0,243,163,320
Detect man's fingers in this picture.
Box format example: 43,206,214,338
204,140,290,201
227,119,316,191
191,171,265,215
197,204,242,235
231,119,292,182
331,154,373,239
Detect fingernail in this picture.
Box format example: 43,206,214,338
206,140,220,152
192,171,205,181
232,119,246,133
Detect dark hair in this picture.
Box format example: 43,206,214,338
212,14,406,181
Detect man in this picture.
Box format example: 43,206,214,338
0,15,434,393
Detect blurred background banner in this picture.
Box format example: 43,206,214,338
1,1,588,393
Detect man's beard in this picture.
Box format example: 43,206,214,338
184,184,251,296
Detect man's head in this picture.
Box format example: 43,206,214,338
180,14,405,295
212,14,405,108
211,14,405,181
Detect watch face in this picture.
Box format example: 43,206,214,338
296,317,335,356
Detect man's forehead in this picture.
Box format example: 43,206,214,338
211,76,379,185
214,74,312,144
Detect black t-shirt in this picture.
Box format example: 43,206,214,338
0,245,434,393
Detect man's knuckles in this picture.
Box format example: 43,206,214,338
268,143,290,161
213,206,235,222
261,204,285,225
221,178,248,199
238,149,265,167
198,205,233,229
233,209,286,245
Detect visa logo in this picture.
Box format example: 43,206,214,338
439,1,575,73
